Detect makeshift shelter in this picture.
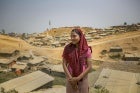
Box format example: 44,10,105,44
0,71,54,93
94,68,140,93
59,41,66,46
17,53,32,61
109,46,123,58
109,46,123,52
28,57,44,65
0,58,16,68
51,41,61,47
122,53,140,61
28,57,44,71
0,49,20,57
11,62,28,74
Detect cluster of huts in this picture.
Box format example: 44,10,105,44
85,23,140,43
1,23,140,48
106,46,140,63
0,49,51,75
28,28,112,47
4,23,138,48
28,33,70,48
0,48,66,93
0,41,65,74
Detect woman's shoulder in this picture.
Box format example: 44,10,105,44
88,46,92,53
64,43,73,49
64,43,70,49
86,47,92,58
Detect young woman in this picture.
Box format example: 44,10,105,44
62,28,92,93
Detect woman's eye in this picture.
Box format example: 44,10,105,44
71,35,76,38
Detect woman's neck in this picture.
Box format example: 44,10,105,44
76,44,78,48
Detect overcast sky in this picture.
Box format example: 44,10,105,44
0,0,140,33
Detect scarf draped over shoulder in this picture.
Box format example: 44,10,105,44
62,29,92,77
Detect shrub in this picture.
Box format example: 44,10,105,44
101,50,107,55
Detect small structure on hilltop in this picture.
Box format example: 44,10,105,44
51,41,61,48
93,35,101,39
35,34,46,39
122,53,140,61
103,28,115,35
0,71,54,93
85,34,93,42
109,46,123,59
109,46,123,52
55,36,61,41
99,33,108,37
59,41,67,46
111,25,127,32
87,30,97,35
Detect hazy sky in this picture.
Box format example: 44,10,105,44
0,0,140,33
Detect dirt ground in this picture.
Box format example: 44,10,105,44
0,30,140,93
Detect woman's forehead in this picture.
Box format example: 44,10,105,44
71,31,79,35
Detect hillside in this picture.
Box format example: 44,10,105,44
0,30,140,64
33,30,140,63
0,28,140,93
89,31,140,60
43,27,93,36
0,35,32,52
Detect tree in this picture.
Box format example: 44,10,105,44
1,29,5,34
95,87,110,93
124,22,127,26
21,33,26,40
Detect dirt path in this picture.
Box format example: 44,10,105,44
89,34,140,46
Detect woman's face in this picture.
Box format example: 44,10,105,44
71,31,80,44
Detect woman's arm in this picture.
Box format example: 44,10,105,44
78,58,92,80
71,58,92,81
62,58,72,79
63,58,78,90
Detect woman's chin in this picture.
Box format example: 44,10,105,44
72,42,77,45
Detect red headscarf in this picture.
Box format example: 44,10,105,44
62,28,91,77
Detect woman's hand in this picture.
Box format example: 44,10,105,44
68,77,80,90
68,77,77,85
71,76,81,82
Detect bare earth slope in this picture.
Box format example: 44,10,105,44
0,30,140,63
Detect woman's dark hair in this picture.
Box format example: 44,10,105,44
71,29,81,36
